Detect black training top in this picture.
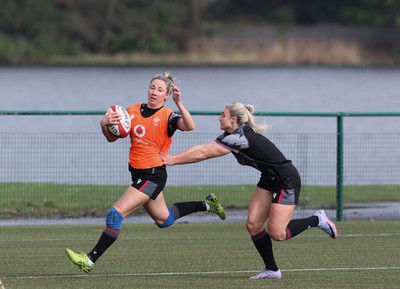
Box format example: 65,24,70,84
215,123,297,182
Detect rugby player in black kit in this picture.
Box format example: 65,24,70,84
162,102,338,280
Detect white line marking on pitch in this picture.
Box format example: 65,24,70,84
1,232,400,243
6,266,400,280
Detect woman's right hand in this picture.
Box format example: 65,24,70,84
100,108,120,142
100,108,121,127
160,152,176,166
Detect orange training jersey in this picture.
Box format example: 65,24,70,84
126,104,174,169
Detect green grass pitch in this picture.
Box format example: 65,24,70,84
1,221,400,289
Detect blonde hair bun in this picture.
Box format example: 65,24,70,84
245,104,255,114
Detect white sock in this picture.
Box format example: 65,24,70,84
87,257,94,266
205,203,211,211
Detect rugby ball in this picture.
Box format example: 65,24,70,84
107,105,131,138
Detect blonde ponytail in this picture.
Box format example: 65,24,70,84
226,102,270,133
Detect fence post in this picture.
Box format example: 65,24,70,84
336,112,344,221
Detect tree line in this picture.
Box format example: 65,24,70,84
0,0,399,64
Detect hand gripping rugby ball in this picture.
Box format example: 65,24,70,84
107,105,131,138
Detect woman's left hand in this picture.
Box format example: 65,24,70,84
172,83,181,103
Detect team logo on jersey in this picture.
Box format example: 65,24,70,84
153,117,160,127
133,124,146,137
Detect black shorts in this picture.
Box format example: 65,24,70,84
257,170,301,205
129,165,167,200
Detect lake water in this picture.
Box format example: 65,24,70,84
1,66,400,133
0,67,399,186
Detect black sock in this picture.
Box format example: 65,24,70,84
170,201,206,219
88,231,118,263
286,216,319,239
251,229,279,271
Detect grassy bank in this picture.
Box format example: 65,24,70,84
35,46,400,67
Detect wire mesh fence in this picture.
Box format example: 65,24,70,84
1,130,399,223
